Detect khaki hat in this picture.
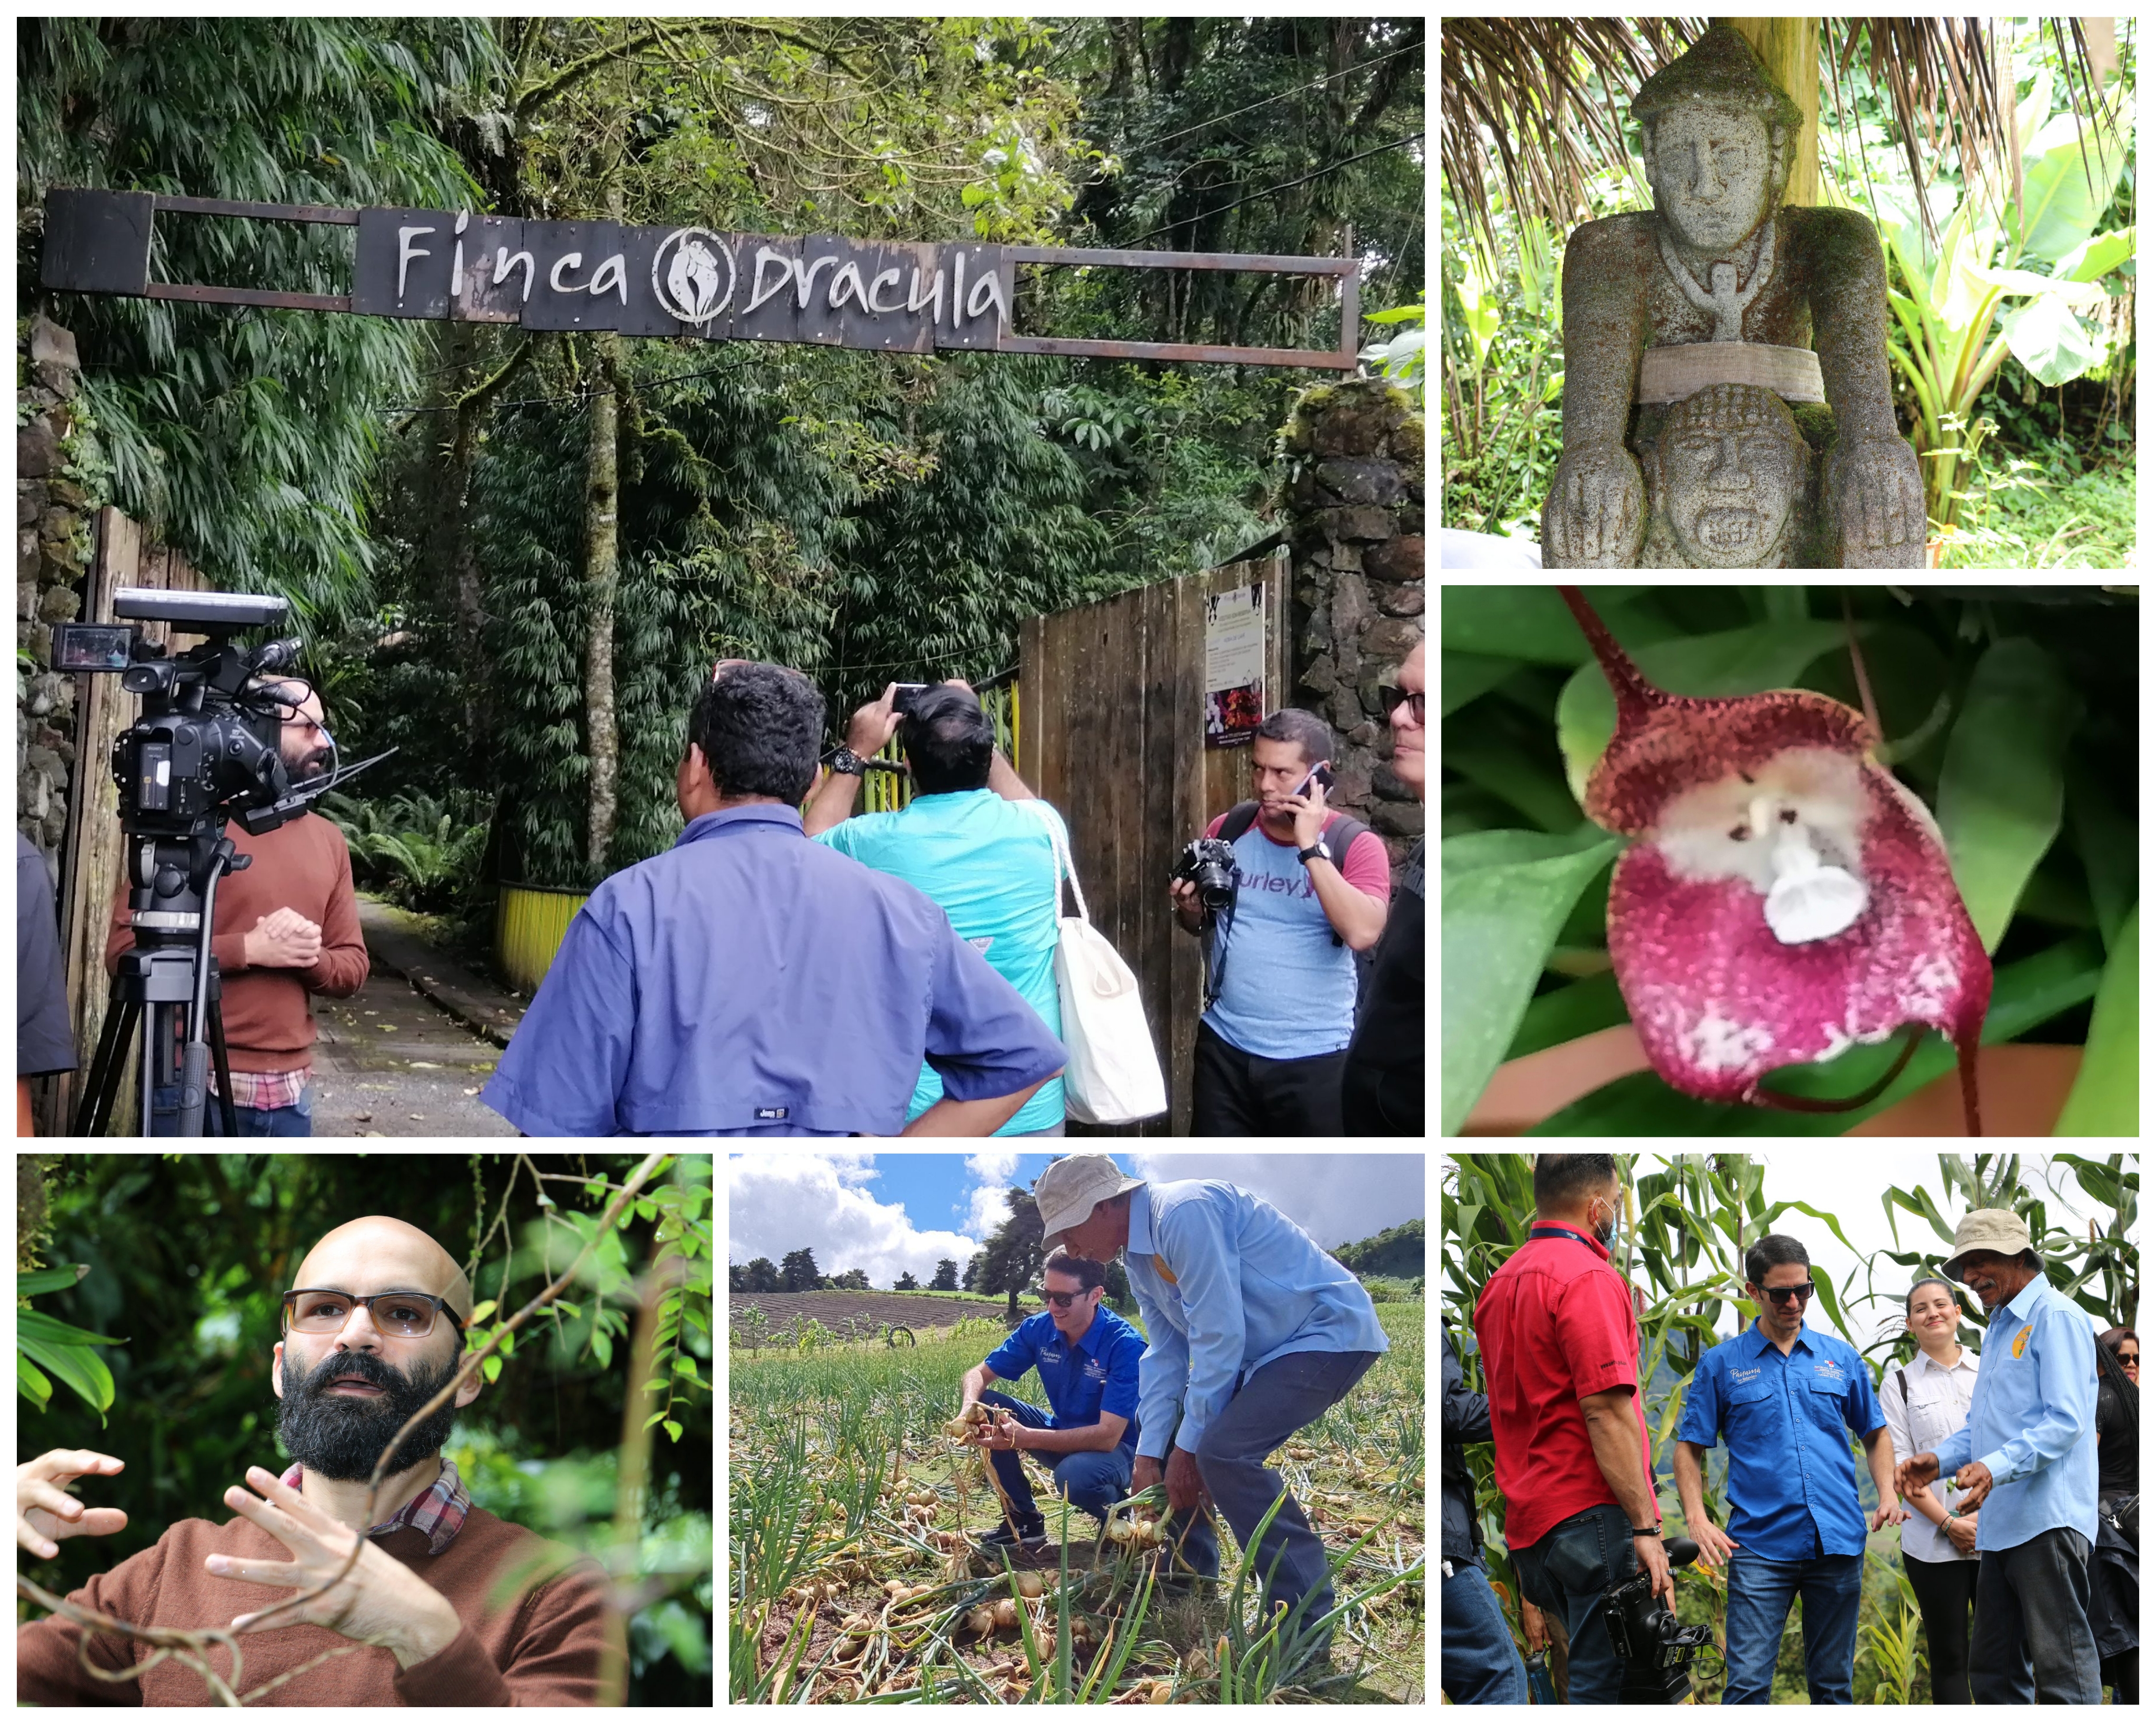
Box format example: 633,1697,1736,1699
1941,1208,2034,1281
1034,1154,1146,1250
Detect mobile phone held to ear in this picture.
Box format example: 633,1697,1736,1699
1293,761,1335,798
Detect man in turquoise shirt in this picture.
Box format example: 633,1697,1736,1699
805,679,1066,1135
1894,1209,2100,1704
1035,1154,1390,1668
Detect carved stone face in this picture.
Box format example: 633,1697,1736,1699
1647,106,1774,253
1657,417,1804,567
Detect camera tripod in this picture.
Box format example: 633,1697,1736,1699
74,828,245,1137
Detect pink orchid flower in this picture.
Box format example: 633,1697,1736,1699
1561,587,1990,1134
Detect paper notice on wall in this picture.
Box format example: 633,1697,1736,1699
1203,583,1266,749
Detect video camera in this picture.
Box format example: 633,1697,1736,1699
51,589,390,1136
53,588,385,838
1599,1536,1719,1703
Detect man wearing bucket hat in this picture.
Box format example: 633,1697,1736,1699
1034,1154,1389,1664
1893,1208,2101,1704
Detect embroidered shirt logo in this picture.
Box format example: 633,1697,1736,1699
1041,1346,1063,1366
1084,1359,1107,1382
1730,1365,1762,1384
2012,1324,2033,1360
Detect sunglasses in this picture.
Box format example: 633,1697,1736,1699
1377,685,1424,723
1757,1281,1816,1305
2119,1352,2140,1366
1037,1288,1097,1310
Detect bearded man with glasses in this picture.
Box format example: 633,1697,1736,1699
1673,1233,1905,1704
954,1250,1144,1551
17,1216,615,1705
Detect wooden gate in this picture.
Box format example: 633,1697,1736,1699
1019,554,1289,1135
42,508,209,1132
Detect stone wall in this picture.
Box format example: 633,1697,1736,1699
17,317,93,881
1281,378,1424,863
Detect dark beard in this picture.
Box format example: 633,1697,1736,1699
277,1343,464,1482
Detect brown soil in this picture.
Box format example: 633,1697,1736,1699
730,1290,1014,1345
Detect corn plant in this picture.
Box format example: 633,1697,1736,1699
1857,1558,1929,1704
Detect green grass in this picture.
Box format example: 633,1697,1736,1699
730,1303,1424,1704
1937,453,2135,568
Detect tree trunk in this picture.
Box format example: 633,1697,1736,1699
1728,18,1820,206
582,119,627,879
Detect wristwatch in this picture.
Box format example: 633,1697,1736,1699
826,746,871,777
1631,1526,1664,1539
1297,838,1333,866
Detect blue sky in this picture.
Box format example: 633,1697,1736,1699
728,1151,1426,1289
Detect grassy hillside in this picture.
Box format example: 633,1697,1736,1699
1334,1217,1424,1279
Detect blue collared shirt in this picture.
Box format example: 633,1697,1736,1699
1676,1320,1884,1561
481,804,1066,1135
1933,1275,2098,1551
1124,1179,1390,1460
983,1306,1144,1447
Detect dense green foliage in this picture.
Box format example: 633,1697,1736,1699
16,1153,714,1703
1440,19,2135,564
1441,586,2139,1135
1330,1217,1425,1277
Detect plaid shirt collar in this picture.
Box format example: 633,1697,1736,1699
277,1456,472,1557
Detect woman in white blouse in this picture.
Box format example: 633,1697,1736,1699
1880,1276,1983,1704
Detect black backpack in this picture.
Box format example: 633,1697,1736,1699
1207,800,1378,1013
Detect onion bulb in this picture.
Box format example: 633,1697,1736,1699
992,1598,1018,1630
1014,1571,1045,1599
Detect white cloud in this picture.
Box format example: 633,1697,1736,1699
1129,1154,1425,1257
963,1150,1024,1236
728,1154,979,1288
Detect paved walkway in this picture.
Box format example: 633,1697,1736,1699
302,899,531,1138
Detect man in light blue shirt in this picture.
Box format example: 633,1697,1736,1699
482,663,1064,1135
1894,1208,2100,1704
805,679,1066,1135
1035,1154,1390,1666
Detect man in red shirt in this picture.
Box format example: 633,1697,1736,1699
1473,1153,1673,1705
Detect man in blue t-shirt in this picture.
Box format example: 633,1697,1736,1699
956,1249,1144,1546
1168,708,1390,1136
805,679,1067,1135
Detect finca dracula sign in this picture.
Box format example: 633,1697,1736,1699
40,188,1360,369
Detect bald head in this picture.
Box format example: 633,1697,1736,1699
296,1217,473,1328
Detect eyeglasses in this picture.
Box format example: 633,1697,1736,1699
2119,1351,2140,1366
1759,1282,1816,1305
1377,685,1425,723
281,1288,464,1339
1037,1288,1096,1310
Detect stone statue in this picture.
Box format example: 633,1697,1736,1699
1540,23,1924,568
1640,382,1812,567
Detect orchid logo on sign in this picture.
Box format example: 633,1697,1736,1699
653,227,735,326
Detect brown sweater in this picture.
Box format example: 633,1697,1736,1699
103,811,368,1072
16,1502,617,1706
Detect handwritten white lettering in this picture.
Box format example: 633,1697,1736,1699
906,266,945,320
493,248,535,303
747,247,794,315
547,253,586,294
397,226,436,301
587,253,627,304
792,252,839,310
952,252,966,326
966,268,1009,326
451,211,469,297
868,266,904,313
827,260,869,312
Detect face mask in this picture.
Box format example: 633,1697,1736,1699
1591,1197,1618,1249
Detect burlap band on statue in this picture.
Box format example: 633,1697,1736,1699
1638,342,1826,405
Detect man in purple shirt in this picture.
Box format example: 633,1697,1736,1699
482,663,1065,1136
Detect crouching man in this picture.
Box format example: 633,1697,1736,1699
1035,1154,1388,1663
957,1250,1145,1548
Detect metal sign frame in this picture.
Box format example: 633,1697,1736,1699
39,189,1361,370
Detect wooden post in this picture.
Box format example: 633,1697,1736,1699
1728,17,1821,207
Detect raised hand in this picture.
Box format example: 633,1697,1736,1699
1893,1450,1940,1502
1950,1460,1995,1512
17,1449,127,1558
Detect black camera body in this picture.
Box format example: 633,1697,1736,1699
1174,836,1238,915
1600,1536,1717,1703
55,588,317,839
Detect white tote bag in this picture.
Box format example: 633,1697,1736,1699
1023,803,1167,1125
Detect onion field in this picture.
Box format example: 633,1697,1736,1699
729,1303,1425,1703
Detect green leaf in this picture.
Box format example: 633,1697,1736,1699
592,1329,613,1371
17,1310,127,1349
2052,904,2138,1136
2013,110,2131,267
1442,586,1649,665
1442,828,1623,1134
1555,621,1854,805
2054,226,2135,284
482,1354,502,1382
674,1352,698,1376
18,1350,53,1414
635,1198,658,1222
1937,637,2078,953
644,1377,673,1394
1999,294,2102,387
15,1265,90,1296
465,1299,498,1326
663,1419,684,1445
583,1179,606,1201
1503,970,1631,1061
1440,651,1522,718
18,1334,114,1423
